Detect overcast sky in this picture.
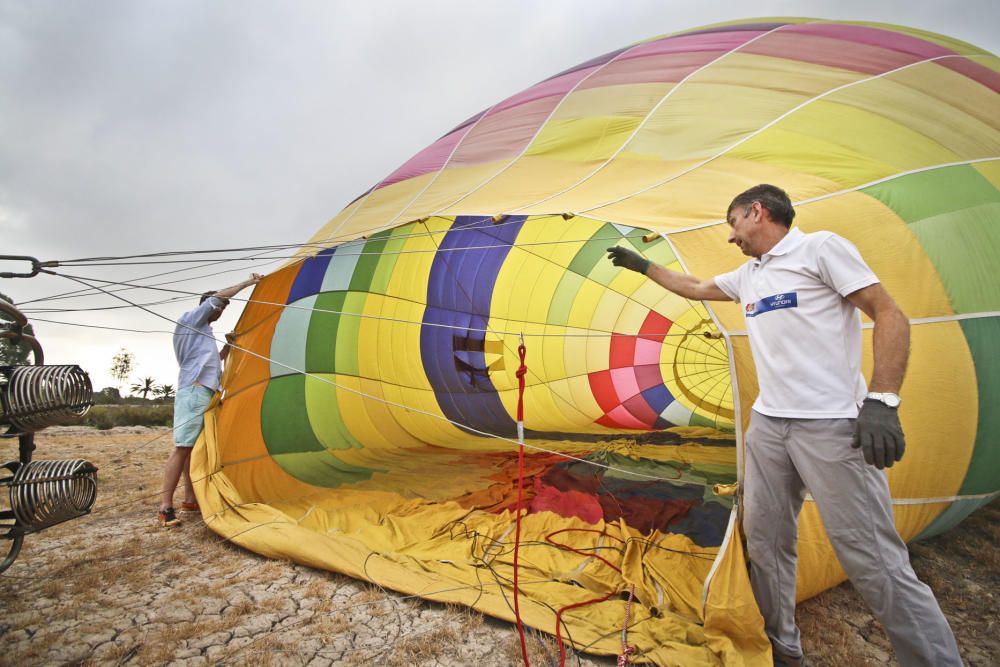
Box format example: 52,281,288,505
2,0,997,392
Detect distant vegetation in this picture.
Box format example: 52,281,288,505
81,384,175,430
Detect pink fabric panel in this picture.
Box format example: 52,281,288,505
785,23,952,60
633,337,661,366
605,404,650,430
610,367,641,401
621,30,767,61
491,65,599,115
449,96,561,166
579,51,718,90
623,394,659,426
746,31,923,76
634,364,664,392
381,127,467,188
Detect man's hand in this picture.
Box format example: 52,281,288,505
606,246,650,275
247,273,263,286
853,400,906,469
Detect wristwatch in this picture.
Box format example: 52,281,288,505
865,391,901,408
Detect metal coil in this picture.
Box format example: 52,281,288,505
0,365,93,433
6,459,98,532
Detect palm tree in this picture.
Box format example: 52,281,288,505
130,377,157,400
155,383,175,400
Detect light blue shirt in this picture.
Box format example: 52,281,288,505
173,297,225,390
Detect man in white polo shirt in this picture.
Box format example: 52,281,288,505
607,185,960,667
158,273,261,527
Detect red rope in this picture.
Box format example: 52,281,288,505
513,340,530,666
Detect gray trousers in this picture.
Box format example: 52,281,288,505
743,411,961,666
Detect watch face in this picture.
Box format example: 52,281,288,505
883,394,901,408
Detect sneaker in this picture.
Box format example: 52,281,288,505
158,507,181,527
179,501,200,513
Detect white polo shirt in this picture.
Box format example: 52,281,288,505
173,297,225,391
713,228,879,418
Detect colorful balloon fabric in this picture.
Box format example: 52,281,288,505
193,18,999,665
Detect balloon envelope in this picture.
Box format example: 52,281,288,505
196,17,1000,665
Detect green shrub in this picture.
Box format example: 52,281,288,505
79,404,174,430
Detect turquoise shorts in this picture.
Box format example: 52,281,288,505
173,385,214,447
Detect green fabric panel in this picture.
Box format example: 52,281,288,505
863,164,998,224
624,227,676,267
569,223,619,277
958,317,1000,495
271,451,376,488
261,375,326,455
908,203,1000,312
349,230,392,292
305,291,346,373
369,229,406,295
269,294,317,377
334,292,366,376
547,271,586,327
913,493,999,541
304,374,363,451
689,412,717,429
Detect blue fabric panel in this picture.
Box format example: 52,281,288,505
642,384,673,415
287,248,335,303
421,216,526,437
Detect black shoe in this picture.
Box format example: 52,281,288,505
158,507,181,527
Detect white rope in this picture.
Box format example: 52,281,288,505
51,270,715,485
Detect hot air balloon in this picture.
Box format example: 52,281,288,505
192,17,999,665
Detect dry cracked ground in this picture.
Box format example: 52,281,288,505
0,426,996,666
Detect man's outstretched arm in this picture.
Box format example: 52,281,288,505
213,273,264,301
606,246,730,301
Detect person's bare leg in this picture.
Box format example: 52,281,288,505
181,465,197,506
161,447,193,511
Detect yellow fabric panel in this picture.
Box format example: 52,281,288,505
553,82,675,120
375,382,470,448
454,156,627,215
626,54,855,154
566,279,607,328
526,116,643,161
589,157,837,230
794,192,954,319
592,287,629,333
703,514,771,667
887,63,1000,138
865,322,977,506
974,159,1000,190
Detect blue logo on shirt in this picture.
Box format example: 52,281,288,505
745,292,798,318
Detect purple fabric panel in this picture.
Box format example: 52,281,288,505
420,216,527,436
491,65,599,115
620,29,768,61
381,126,468,188
544,46,630,81
785,23,953,59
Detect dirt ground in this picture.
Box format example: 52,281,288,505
0,426,996,666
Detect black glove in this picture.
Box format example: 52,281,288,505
853,399,906,469
606,246,650,275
